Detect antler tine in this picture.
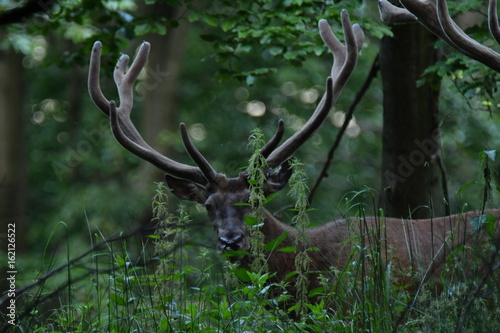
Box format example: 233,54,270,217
260,119,285,158
179,123,221,184
353,23,365,54
378,1,446,39
388,0,500,72
89,42,150,148
89,41,211,185
319,18,347,81
265,10,362,168
377,0,418,24
309,13,362,120
434,0,500,66
265,76,334,168
488,0,500,45
113,42,150,115
89,41,111,116
108,102,208,184
320,13,363,82
329,12,363,101
112,43,153,147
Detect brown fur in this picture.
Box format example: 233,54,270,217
166,172,500,303
251,208,500,296
88,14,500,315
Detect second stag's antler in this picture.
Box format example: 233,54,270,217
88,10,363,187
378,0,500,72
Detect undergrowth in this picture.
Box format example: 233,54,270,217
3,190,499,332
2,148,499,332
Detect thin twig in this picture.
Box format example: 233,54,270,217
436,153,451,216
308,55,380,206
454,250,499,333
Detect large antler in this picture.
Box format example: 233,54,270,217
88,41,213,185
88,10,363,185
265,10,364,168
378,0,500,72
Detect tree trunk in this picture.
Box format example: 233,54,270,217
0,47,26,301
132,4,190,195
379,22,443,218
0,49,26,233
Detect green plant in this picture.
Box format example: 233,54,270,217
5,151,500,333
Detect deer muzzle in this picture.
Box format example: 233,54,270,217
217,233,248,253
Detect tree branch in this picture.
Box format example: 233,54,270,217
308,55,380,206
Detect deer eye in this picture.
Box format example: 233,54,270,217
205,203,214,212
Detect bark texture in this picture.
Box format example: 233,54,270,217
379,22,443,218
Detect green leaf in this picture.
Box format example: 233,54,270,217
268,46,283,56
283,49,306,60
470,213,495,235
160,316,169,331
285,270,298,280
484,213,497,236
134,23,151,36
233,202,250,206
233,267,251,282
221,250,248,258
263,192,279,204
202,15,218,27
309,285,329,297
221,20,237,32
456,180,477,196
470,214,487,231
471,213,498,236
236,44,252,54
483,150,496,161
248,179,260,185
278,246,297,253
244,215,258,225
154,22,167,35
186,11,199,22
115,254,125,267
110,293,126,306
264,232,289,251
246,75,256,85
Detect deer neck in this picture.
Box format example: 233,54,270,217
259,208,295,244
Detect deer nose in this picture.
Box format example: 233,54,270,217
218,234,245,251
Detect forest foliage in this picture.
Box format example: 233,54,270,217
0,0,499,331
2,0,497,243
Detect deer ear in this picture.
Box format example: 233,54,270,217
263,158,294,195
164,174,208,204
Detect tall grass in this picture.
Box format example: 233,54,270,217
3,193,499,332
3,152,499,332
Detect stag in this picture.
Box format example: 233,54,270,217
88,9,500,310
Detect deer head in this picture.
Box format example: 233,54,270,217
88,10,363,255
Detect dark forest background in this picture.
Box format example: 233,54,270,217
0,1,499,330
